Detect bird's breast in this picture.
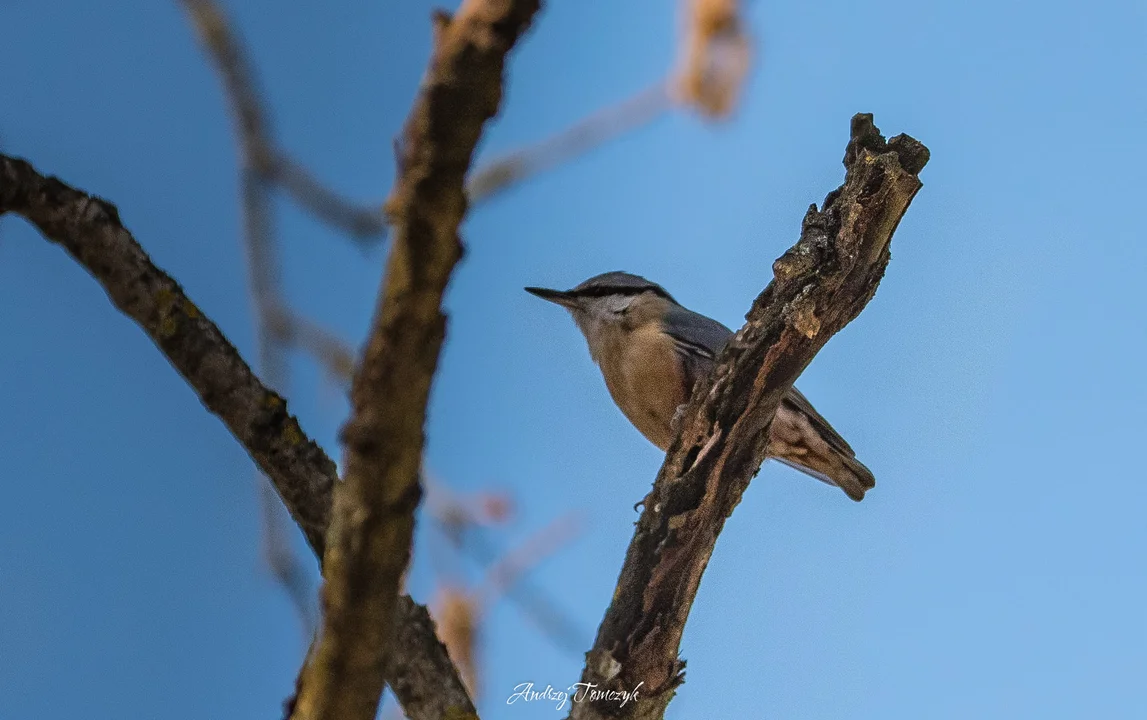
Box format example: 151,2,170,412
597,325,685,450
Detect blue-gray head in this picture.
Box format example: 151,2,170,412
526,271,676,305
525,270,739,374
525,271,678,342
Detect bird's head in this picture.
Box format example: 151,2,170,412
525,271,677,346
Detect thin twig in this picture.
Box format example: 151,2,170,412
424,479,587,656
467,82,673,203
476,513,586,652
260,481,318,635
245,164,317,638
266,153,387,239
457,521,587,656
266,302,357,384
482,511,583,601
180,0,387,240
182,0,319,636
428,508,584,699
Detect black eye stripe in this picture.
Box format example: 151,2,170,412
569,286,676,303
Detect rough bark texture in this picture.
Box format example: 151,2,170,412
289,3,541,720
566,114,930,720
0,154,476,720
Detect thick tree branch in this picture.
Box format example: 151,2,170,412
0,153,476,720
290,3,541,720
567,114,929,720
0,153,336,553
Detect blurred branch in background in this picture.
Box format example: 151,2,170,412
676,0,751,118
265,303,358,386
467,0,752,203
467,82,673,202
180,0,387,241
475,510,585,650
425,479,587,696
180,0,344,640
260,480,319,634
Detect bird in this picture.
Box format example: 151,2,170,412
525,271,875,501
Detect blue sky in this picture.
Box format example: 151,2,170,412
2,0,1146,718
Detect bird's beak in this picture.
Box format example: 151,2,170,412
525,286,578,309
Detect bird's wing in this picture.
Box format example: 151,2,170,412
782,386,856,458
662,308,857,459
661,305,734,360
660,305,734,398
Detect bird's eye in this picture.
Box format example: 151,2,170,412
607,296,633,315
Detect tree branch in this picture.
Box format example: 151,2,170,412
566,114,930,720
289,2,541,720
0,153,336,553
0,153,476,720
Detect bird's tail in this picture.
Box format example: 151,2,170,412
773,452,876,502
768,393,877,502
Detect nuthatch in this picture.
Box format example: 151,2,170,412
526,271,875,501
